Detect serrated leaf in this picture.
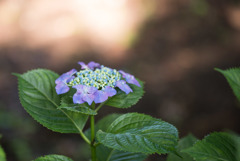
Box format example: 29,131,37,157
215,68,240,102
183,132,240,161
106,79,144,108
84,114,148,161
34,154,73,161
167,134,198,161
0,145,6,161
14,69,88,133
96,113,178,155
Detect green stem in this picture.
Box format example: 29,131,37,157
90,103,97,161
95,101,106,112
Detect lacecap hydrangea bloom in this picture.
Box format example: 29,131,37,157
55,61,141,105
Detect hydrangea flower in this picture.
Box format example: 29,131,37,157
55,69,77,94
55,61,141,105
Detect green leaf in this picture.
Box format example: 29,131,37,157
96,113,178,155
0,135,6,161
84,114,148,161
0,145,6,161
107,150,147,161
34,154,73,161
85,113,121,138
167,134,198,161
106,79,144,108
215,68,240,102
59,105,97,115
59,96,97,115
183,132,240,161
14,69,88,133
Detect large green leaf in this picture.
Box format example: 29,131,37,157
84,114,148,161
14,69,88,133
106,79,144,108
0,145,6,161
167,134,198,161
34,154,73,161
183,132,240,161
97,113,178,155
215,68,240,102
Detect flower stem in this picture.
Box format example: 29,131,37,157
95,101,106,112
90,103,97,161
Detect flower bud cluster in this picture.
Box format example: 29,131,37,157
68,66,121,89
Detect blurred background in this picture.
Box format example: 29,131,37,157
0,0,240,160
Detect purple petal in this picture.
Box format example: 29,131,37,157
116,80,133,94
119,70,127,77
104,86,117,97
78,62,89,69
66,76,75,83
126,77,141,87
55,69,77,84
82,93,95,105
55,82,70,95
73,84,84,93
83,85,98,94
119,70,140,87
73,92,85,104
94,90,108,103
88,61,100,70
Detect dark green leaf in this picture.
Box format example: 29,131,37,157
183,132,240,161
106,79,144,108
85,114,148,161
167,134,198,161
108,150,147,161
97,113,178,155
34,154,73,161
14,69,88,133
59,105,97,115
215,68,240,102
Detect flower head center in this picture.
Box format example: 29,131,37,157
68,66,121,90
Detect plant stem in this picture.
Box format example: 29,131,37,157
90,103,97,161
95,101,106,112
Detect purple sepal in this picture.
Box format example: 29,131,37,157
73,92,85,104
119,70,141,87
73,85,98,105
55,69,77,95
116,80,133,94
55,82,70,95
55,69,77,84
78,61,100,70
94,90,108,104
78,62,88,70
94,86,117,104
88,61,100,69
104,86,117,97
